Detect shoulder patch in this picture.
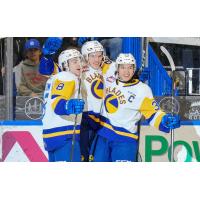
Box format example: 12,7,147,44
102,63,110,75
51,79,75,99
104,57,112,64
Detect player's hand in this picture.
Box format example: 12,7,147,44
65,99,85,115
39,56,54,75
161,114,180,130
42,37,63,56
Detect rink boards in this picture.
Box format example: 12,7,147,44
0,120,200,162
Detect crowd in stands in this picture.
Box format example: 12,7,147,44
0,37,122,97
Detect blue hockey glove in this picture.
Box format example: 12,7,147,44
42,37,63,56
39,56,55,75
161,114,181,130
65,99,85,115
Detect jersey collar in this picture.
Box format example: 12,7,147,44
117,79,140,87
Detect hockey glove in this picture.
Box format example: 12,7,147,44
65,99,85,115
39,56,55,75
42,37,63,56
161,114,181,130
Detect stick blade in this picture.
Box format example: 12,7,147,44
160,46,176,71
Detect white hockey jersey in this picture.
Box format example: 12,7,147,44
42,71,83,151
82,62,116,128
89,78,168,142
41,60,116,130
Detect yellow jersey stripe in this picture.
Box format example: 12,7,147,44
139,97,157,119
53,63,59,75
89,114,138,140
43,129,80,138
123,79,139,87
51,79,75,99
102,63,110,75
51,96,65,110
154,112,166,129
88,114,100,122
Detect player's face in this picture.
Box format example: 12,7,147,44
68,57,82,77
26,48,41,62
88,51,103,69
118,64,135,82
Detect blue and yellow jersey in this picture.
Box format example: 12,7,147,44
39,57,61,77
84,62,116,129
42,71,83,151
52,63,62,75
40,58,116,131
96,78,168,142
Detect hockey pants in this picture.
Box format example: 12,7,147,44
48,138,81,162
90,135,139,162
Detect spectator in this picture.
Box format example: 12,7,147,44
15,39,47,97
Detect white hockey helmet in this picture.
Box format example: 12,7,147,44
116,53,136,66
58,49,82,71
81,40,105,61
115,53,137,81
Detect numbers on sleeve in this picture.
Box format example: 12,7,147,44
56,83,64,90
152,100,159,110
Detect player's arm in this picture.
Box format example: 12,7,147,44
39,37,63,76
139,86,180,133
39,57,61,76
51,79,84,116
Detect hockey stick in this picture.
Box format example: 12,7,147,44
0,39,4,160
160,46,176,162
70,59,83,162
138,37,148,77
136,38,148,162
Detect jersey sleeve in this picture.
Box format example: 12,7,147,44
52,63,62,75
39,56,61,76
139,85,168,132
51,78,75,115
102,62,117,78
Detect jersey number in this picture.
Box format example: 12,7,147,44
152,100,159,110
56,83,64,90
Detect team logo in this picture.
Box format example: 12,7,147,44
104,94,119,114
25,97,44,120
184,101,200,120
91,79,104,99
159,97,180,114
106,76,116,83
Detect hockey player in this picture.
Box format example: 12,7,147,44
42,49,85,162
90,53,180,162
39,38,114,161
79,40,115,161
